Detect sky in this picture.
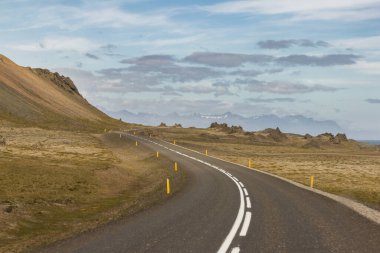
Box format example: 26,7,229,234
1,0,380,139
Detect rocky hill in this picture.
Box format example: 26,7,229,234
0,54,122,130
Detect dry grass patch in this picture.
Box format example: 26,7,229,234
0,127,185,253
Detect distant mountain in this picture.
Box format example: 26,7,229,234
0,54,121,130
106,110,343,135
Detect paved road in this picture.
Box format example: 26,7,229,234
38,132,380,253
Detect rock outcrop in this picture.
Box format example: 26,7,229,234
263,127,288,142
31,68,81,97
209,122,244,134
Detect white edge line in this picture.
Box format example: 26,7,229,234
239,211,252,236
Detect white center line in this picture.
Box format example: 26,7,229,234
217,176,245,253
239,182,244,188
239,211,252,236
231,247,240,253
243,188,248,196
246,197,251,209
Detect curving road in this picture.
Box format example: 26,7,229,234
38,132,380,253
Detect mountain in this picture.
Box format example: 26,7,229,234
0,54,121,130
107,110,342,135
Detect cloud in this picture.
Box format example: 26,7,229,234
96,67,230,97
366,98,380,104
235,79,338,94
247,97,296,103
96,67,166,89
183,52,274,67
336,36,380,50
257,39,330,49
124,35,203,47
347,60,380,75
101,44,118,51
12,37,99,52
230,68,283,77
85,53,99,60
121,55,175,65
120,55,223,82
32,5,171,31
203,0,380,21
229,69,262,77
121,98,235,115
57,68,176,96
182,52,359,68
276,54,360,66
178,82,234,97
77,6,170,27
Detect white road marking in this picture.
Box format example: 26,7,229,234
231,247,240,253
217,173,245,253
239,211,252,236
239,182,244,188
125,133,251,252
246,197,251,209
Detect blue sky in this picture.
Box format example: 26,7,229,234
1,0,380,138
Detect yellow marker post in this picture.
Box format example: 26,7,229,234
248,159,252,168
310,176,314,188
166,178,170,194
133,131,136,135
173,140,176,145
156,151,159,158
120,134,122,138
135,141,138,146
205,149,208,156
174,162,178,172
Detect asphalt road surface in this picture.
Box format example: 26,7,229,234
37,132,380,253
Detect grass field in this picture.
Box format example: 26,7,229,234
152,127,380,210
0,126,185,253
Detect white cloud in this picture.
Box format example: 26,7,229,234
125,35,203,47
336,36,380,50
12,37,99,52
347,60,380,75
79,7,170,27
32,5,171,30
203,0,380,21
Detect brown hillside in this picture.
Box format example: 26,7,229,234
0,54,120,130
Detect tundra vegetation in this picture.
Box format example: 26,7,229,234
0,126,184,253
